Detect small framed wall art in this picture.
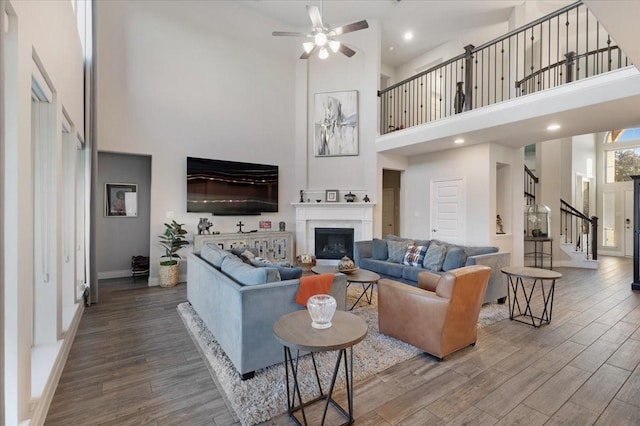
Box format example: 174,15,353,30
325,189,339,203
105,183,138,217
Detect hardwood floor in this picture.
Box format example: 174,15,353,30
46,257,640,425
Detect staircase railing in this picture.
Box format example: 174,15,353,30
560,198,598,260
378,1,631,135
524,165,538,206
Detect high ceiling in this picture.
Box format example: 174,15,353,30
239,0,572,68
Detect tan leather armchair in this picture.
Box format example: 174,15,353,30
378,265,491,360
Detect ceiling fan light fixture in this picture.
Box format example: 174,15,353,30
303,42,315,54
314,32,328,47
328,40,341,53
318,47,329,59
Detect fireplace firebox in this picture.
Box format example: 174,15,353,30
314,228,355,260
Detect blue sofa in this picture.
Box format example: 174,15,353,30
187,243,347,380
354,235,510,304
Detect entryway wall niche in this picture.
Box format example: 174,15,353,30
96,152,151,280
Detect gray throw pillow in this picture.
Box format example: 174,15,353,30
387,239,413,263
423,242,447,271
372,238,389,260
442,246,466,271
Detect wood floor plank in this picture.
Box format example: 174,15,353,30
615,363,640,409
543,400,598,426
375,369,468,424
494,404,548,425
532,340,586,375
446,406,498,426
595,398,640,425
522,364,591,415
570,363,631,414
474,366,551,418
569,338,620,373
607,337,640,371
568,321,612,346
426,368,510,422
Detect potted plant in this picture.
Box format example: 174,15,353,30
158,220,189,287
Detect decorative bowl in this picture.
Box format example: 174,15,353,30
336,267,358,274
307,294,337,329
337,255,356,272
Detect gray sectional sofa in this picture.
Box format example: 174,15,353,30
354,235,510,304
187,244,347,379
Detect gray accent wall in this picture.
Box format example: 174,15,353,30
96,152,151,279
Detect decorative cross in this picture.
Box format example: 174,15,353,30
236,221,245,233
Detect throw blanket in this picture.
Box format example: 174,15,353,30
295,273,333,307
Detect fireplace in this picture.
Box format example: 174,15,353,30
315,228,354,260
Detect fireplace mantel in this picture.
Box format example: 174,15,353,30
292,202,375,260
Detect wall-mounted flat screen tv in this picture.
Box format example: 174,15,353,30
187,157,278,215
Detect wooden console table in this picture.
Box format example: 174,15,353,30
193,231,293,263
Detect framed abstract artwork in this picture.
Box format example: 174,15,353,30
314,90,358,157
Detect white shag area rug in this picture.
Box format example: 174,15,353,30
177,288,508,426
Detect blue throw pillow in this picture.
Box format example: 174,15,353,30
423,242,447,271
442,246,466,271
465,246,499,257
372,238,388,260
276,266,303,280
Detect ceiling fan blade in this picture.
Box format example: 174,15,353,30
339,44,356,57
300,45,318,60
307,5,324,29
332,20,369,36
272,31,310,37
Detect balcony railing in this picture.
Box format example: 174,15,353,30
378,1,632,135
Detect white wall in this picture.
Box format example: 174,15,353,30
4,0,85,423
403,143,492,245
95,0,298,284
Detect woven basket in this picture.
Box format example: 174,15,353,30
159,263,179,287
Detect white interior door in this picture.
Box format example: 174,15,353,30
382,188,395,236
624,189,634,256
430,177,466,244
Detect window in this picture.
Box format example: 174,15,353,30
604,128,640,183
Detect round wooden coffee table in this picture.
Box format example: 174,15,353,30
273,310,368,426
312,266,381,310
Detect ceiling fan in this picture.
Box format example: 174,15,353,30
272,5,369,59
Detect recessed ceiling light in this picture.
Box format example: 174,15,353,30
403,31,413,41
454,138,465,144
389,46,395,51
547,124,561,131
